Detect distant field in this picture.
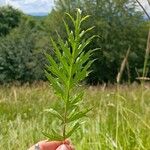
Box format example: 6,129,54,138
0,83,150,150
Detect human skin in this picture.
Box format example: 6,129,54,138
28,140,74,150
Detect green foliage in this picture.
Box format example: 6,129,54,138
55,0,82,12
45,9,95,140
82,0,148,83
0,1,149,84
0,19,44,84
0,6,22,36
0,85,150,149
53,0,149,84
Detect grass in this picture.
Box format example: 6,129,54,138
0,83,150,150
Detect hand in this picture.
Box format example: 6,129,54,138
28,139,75,150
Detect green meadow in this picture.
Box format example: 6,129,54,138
0,1,150,150
0,83,149,150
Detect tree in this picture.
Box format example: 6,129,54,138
0,18,44,83
54,0,82,12
0,6,22,36
48,0,148,84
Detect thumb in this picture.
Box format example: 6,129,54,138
56,144,71,150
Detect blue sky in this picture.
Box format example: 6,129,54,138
0,0,150,14
0,0,54,14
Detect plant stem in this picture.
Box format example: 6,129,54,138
63,105,67,139
115,83,120,148
142,30,150,78
62,42,76,139
63,81,70,139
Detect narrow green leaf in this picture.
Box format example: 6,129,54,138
63,20,70,36
67,92,84,109
68,31,75,50
65,12,75,25
42,132,63,141
79,26,95,38
71,91,84,105
50,37,70,74
46,65,67,86
81,15,90,23
73,60,94,83
45,53,58,69
57,35,72,64
66,122,80,138
45,108,64,121
75,10,81,38
74,35,97,59
67,108,92,123
45,71,64,97
77,50,93,64
51,129,64,140
71,51,93,81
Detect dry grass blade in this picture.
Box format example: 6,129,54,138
126,61,131,84
142,29,150,77
146,29,150,57
136,77,150,81
117,47,130,83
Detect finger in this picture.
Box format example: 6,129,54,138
70,145,75,150
39,140,63,150
56,144,72,150
63,139,75,150
63,139,70,145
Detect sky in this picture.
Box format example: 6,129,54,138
0,0,54,14
0,0,150,15
139,0,150,14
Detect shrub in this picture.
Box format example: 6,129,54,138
0,23,44,84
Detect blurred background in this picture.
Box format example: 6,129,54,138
0,0,150,85
0,1,150,150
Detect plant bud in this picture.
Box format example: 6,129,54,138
56,144,71,150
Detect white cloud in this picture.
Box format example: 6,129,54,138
0,0,150,15
0,0,5,5
138,0,150,15
0,0,54,13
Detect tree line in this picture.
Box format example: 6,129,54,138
0,0,149,84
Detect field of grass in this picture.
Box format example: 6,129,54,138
0,83,150,150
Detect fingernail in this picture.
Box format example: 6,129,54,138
56,144,70,150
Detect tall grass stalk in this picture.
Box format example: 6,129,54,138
142,29,150,78
116,47,130,84
116,47,131,148
139,29,150,106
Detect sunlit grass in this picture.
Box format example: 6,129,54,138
0,83,150,150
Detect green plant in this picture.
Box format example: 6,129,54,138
0,6,22,36
52,0,148,84
0,25,43,84
44,9,96,140
1,84,150,149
